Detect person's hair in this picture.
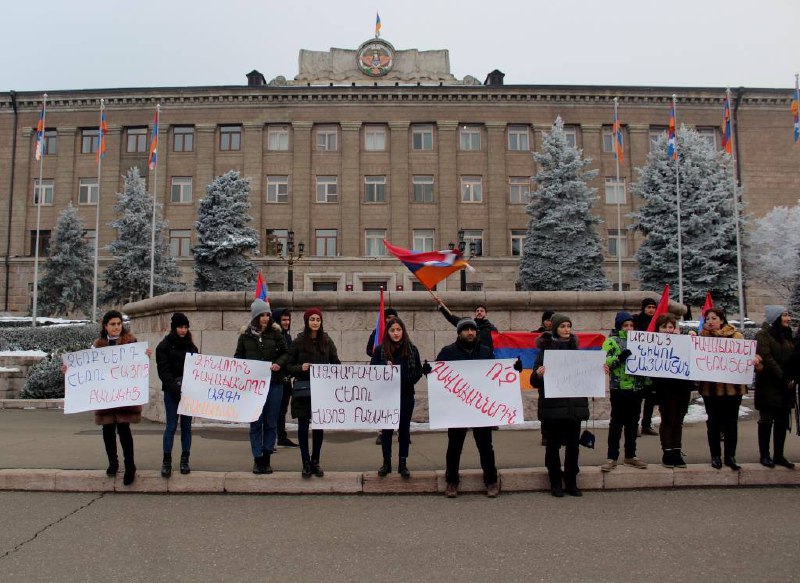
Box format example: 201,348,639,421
382,317,410,362
301,318,328,353
703,306,727,326
655,313,677,330
251,312,271,330
475,304,488,313
100,310,124,339
770,314,793,342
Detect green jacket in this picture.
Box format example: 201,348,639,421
603,331,642,392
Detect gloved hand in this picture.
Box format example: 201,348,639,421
422,360,432,376
617,349,632,364
513,358,523,372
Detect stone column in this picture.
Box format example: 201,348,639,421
54,126,76,206
486,121,507,256
388,121,410,246
340,121,362,257
437,121,459,246
194,124,216,196
242,122,265,233
98,125,122,254
291,121,313,246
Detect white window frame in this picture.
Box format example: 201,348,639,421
219,126,242,151
459,125,482,151
83,229,97,253
365,229,387,257
364,176,386,203
412,175,434,203
608,229,628,258
126,127,147,153
316,126,338,151
649,127,667,151
604,178,626,204
364,125,387,151
509,177,531,204
266,229,288,256
462,229,484,256
169,229,192,257
511,230,526,256
413,229,435,252
33,179,54,205
78,178,99,205
411,125,433,150
508,125,530,151
81,130,99,154
170,177,193,204
267,125,290,151
173,126,194,152
602,127,614,153
316,176,338,203
460,176,483,203
315,229,338,257
563,126,577,148
266,176,289,203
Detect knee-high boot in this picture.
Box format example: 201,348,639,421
758,422,774,468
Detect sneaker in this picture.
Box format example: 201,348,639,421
445,483,458,498
661,451,675,469
600,459,617,472
624,457,648,469
277,438,299,448
642,426,659,436
486,483,500,498
674,451,687,469
301,461,312,479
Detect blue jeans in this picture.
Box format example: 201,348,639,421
249,383,283,458
163,391,192,454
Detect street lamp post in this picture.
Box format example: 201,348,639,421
277,230,304,292
448,230,474,291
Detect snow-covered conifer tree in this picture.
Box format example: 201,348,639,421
38,202,93,317
517,116,609,291
631,127,741,308
747,204,800,304
102,167,185,304
193,171,258,291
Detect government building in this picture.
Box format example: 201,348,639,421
0,37,796,315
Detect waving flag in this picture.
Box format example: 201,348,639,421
612,101,624,163
667,100,677,160
97,103,108,162
148,110,159,170
254,271,268,301
372,287,386,352
697,291,714,332
34,102,46,161
721,95,732,154
792,75,799,144
383,240,471,290
646,284,671,332
375,12,381,37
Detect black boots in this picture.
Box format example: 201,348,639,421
180,452,191,475
662,449,686,469
378,460,391,477
773,422,795,468
161,453,172,478
310,460,324,477
106,457,119,476
253,456,266,474
262,453,273,474
253,454,272,474
123,460,136,486
301,460,312,479
759,423,775,467
724,456,741,471
711,456,723,469
398,458,411,479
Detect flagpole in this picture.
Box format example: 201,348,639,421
673,95,685,308
149,104,160,298
614,98,623,291
32,93,47,327
727,88,746,327
92,99,104,322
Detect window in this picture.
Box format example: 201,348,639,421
563,126,577,148
316,126,338,151
171,177,193,203
43,130,57,156
411,125,433,150
33,179,54,205
364,126,386,151
412,281,436,291
267,125,290,151
508,126,530,151
605,178,626,204
608,229,628,257
362,281,388,292
83,229,96,253
465,282,483,292
460,176,483,203
462,229,484,256
315,229,337,257
412,175,434,203
511,230,526,256
459,125,481,150
364,176,386,203
81,129,99,154
173,127,194,152
266,176,289,203
509,177,531,204
30,230,51,256
126,128,147,153
413,229,435,252
219,126,241,151
78,178,99,205
266,229,289,256
649,126,667,151
313,281,338,291
316,177,338,203
169,229,192,257
602,127,614,153
697,127,717,149
365,229,387,257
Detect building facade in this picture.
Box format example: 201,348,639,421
1,38,797,315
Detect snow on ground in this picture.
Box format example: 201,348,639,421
0,366,20,372
0,350,48,357
0,316,90,327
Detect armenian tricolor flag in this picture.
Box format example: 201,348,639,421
697,291,714,332
612,101,624,163
254,271,268,301
721,95,732,155
667,100,677,160
34,102,46,161
792,75,799,144
148,110,159,170
97,103,108,162
375,12,381,37
383,239,472,290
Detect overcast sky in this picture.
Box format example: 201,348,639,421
3,0,798,92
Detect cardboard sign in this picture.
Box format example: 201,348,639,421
625,331,692,380
62,342,150,414
542,350,607,398
309,364,401,430
179,354,273,422
427,358,524,429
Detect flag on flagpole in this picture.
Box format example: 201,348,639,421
97,104,108,163
254,271,268,301
372,287,386,352
148,110,159,170
612,102,624,163
667,100,677,160
792,75,799,144
375,12,381,37
34,103,45,161
383,240,472,291
721,95,732,155
697,291,714,332
646,284,671,332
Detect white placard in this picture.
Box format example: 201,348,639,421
62,342,150,414
625,331,692,380
309,364,401,430
543,350,606,398
180,353,273,422
427,358,524,430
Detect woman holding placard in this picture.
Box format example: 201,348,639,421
287,308,341,479
370,316,423,479
698,307,747,471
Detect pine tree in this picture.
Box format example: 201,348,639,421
38,202,93,317
193,170,258,291
747,204,800,303
102,167,185,304
517,116,609,291
631,127,741,309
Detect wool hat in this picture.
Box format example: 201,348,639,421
456,318,478,334
764,305,786,326
250,299,271,322
170,312,190,330
641,297,658,309
550,313,572,333
614,311,634,331
541,310,555,324
385,308,398,319
303,307,323,324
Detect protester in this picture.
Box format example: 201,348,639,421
698,307,748,470
370,317,423,479
367,307,399,444
535,310,555,333
273,308,299,448
652,313,694,468
287,308,341,478
601,311,647,472
755,305,796,469
234,299,288,475
434,298,498,352
532,314,595,497
435,318,499,498
633,297,659,436
155,312,199,478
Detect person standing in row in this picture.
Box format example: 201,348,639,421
755,305,796,469
288,308,341,479
370,317,423,479
434,298,498,353
273,308,299,449
436,318,499,498
535,310,555,446
156,312,199,478
532,313,593,497
235,299,288,475
633,297,659,436
367,307,399,445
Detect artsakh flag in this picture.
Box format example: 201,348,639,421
612,103,624,163
372,287,386,352
667,100,677,160
721,95,732,155
792,75,799,144
148,110,159,170
697,291,714,332
646,284,671,332
383,239,471,290
34,103,45,161
375,12,381,37
97,104,108,163
254,271,268,301
492,331,606,390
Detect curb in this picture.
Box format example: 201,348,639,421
1,463,797,494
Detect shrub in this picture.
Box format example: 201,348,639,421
0,323,98,353
19,355,65,399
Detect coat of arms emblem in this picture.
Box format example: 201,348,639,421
357,40,394,77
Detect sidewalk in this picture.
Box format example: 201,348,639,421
1,407,799,494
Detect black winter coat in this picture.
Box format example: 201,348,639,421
755,324,795,410
234,323,289,380
531,332,590,422
439,308,498,352
435,337,494,362
287,332,341,419
371,342,423,395
155,332,199,396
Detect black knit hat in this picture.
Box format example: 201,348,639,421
541,310,555,324
170,312,190,330
641,297,658,309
